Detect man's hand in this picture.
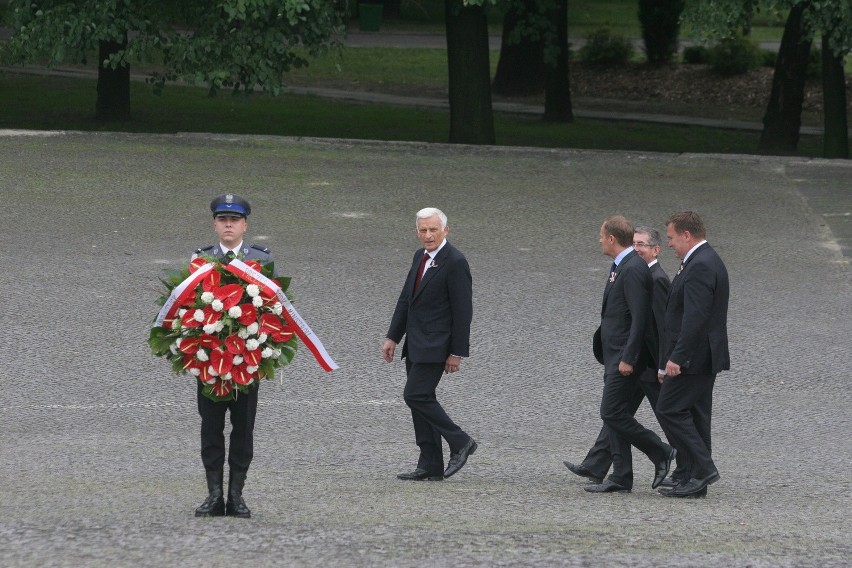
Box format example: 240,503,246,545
618,361,633,376
381,339,397,363
445,354,461,374
664,360,682,378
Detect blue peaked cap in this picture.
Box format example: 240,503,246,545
210,193,251,217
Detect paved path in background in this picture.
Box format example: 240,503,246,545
0,131,850,567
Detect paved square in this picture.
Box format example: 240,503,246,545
1,131,850,567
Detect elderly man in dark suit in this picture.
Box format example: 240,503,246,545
583,216,676,493
382,207,476,481
564,226,681,485
657,211,730,498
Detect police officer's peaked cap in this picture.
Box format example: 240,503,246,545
210,193,251,218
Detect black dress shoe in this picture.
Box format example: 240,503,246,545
658,475,680,488
661,471,719,497
652,447,677,489
444,438,478,478
584,479,631,493
397,468,443,481
563,461,604,484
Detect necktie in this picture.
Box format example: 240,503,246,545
610,262,617,274
413,253,430,292
676,260,684,275
225,250,236,262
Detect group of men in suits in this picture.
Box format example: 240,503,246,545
565,212,729,498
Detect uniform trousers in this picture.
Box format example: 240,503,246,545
197,381,259,473
403,360,469,475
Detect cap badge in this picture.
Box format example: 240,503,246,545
225,193,234,204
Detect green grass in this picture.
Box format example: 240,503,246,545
0,73,825,157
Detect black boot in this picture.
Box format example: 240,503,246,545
226,470,251,518
194,470,225,517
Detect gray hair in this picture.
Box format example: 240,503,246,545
416,207,448,229
634,225,662,247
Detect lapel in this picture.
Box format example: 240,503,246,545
412,242,451,301
602,249,636,312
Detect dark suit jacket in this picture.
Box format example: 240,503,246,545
193,242,277,275
386,241,473,364
639,261,670,380
597,249,652,376
660,242,730,375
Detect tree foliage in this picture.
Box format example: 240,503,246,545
2,0,342,96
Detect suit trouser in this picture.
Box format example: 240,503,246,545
656,373,716,480
197,381,259,473
582,372,686,480
600,370,670,487
403,360,469,474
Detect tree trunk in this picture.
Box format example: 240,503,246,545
821,36,849,159
445,0,495,145
492,0,546,96
96,37,131,121
543,0,573,122
758,3,811,154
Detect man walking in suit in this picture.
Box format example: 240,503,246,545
382,207,477,481
564,226,680,484
584,216,676,493
191,193,275,519
656,211,729,498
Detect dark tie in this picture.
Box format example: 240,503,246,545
676,260,684,275
413,253,430,292
610,261,617,273
225,250,236,262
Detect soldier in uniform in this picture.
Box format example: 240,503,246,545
191,193,274,519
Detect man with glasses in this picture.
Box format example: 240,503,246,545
564,225,682,489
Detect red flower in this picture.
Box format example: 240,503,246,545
238,303,257,326
215,284,244,311
202,270,221,292
231,364,255,386
243,349,262,367
189,257,208,273
211,379,233,398
199,334,221,350
225,335,246,355
259,313,287,335
181,309,205,328
209,349,234,376
179,336,201,355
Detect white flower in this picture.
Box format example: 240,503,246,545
193,309,205,323
214,321,225,333
201,291,215,304
246,339,260,351
169,343,179,355
237,327,249,339
211,299,224,312
208,366,219,377
189,368,201,377
258,333,268,344
246,284,260,297
273,348,282,358
222,372,232,381
271,303,283,315
228,306,242,318
175,338,182,348
246,365,258,373
171,319,181,330
233,355,244,365
203,323,217,335
196,349,209,362
178,309,187,317
252,296,263,307
202,374,216,384
247,323,259,335
261,347,275,359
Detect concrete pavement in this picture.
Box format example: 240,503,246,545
0,130,850,567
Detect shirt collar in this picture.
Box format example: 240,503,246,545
424,239,447,258
647,259,658,268
220,241,244,254
613,246,634,267
683,240,707,263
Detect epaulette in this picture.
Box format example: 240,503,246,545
250,243,271,254
195,245,215,255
